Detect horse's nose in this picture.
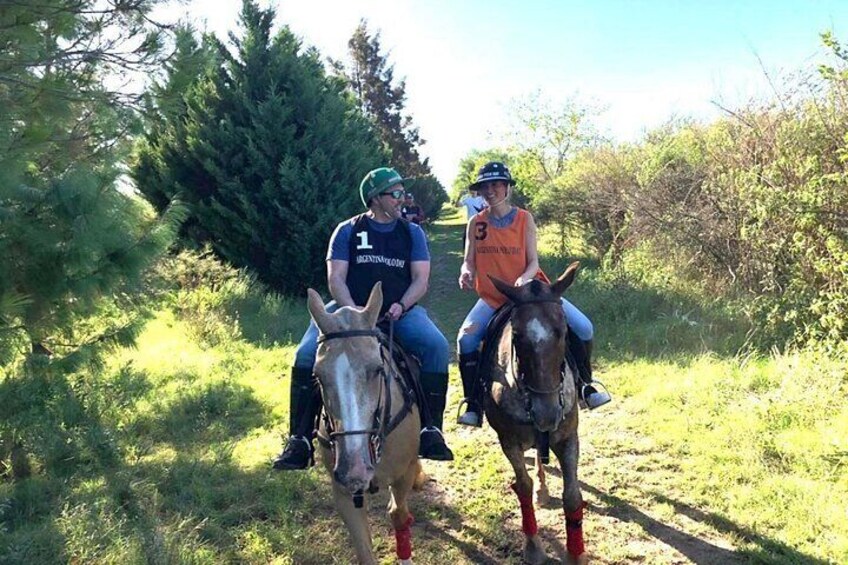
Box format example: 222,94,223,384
530,398,563,432
334,451,375,493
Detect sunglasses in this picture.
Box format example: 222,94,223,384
380,189,406,199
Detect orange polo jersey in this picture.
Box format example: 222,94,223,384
472,208,549,308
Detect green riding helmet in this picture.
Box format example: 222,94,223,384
359,167,414,207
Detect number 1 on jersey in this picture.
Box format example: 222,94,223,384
356,231,373,250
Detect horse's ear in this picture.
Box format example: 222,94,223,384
551,261,580,296
488,274,519,302
306,288,332,332
363,282,383,327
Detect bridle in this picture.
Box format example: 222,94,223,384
507,295,569,423
314,318,414,506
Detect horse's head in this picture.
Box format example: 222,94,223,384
306,283,385,494
489,262,580,432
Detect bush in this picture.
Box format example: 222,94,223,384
526,38,848,348
154,248,309,347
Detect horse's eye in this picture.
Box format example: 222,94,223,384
553,328,563,339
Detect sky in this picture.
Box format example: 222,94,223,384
156,0,848,188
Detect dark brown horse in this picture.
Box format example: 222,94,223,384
484,262,589,564
306,283,425,565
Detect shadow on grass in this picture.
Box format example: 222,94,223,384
131,379,270,448
385,477,525,564
405,472,595,564
223,291,312,347
579,482,829,565
645,489,832,565
520,453,801,562
0,494,67,563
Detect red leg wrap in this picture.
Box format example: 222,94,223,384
511,483,538,537
565,503,586,557
394,514,414,560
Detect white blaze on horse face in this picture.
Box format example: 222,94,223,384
526,317,552,346
334,352,370,452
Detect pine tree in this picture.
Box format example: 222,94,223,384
345,21,429,176
133,0,386,296
341,21,448,219
0,0,182,477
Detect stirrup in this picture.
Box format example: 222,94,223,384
456,398,482,427
419,427,454,461
580,380,612,410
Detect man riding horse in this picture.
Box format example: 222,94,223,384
273,166,454,470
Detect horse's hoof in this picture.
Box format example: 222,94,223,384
564,552,589,565
523,535,548,565
569,552,589,565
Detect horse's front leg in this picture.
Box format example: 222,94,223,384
500,439,548,565
387,458,421,565
552,430,589,565
332,482,376,565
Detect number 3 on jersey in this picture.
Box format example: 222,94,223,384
356,231,373,250
475,222,488,241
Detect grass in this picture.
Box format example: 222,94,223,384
1,206,846,564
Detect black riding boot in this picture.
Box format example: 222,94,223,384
569,337,611,410
272,366,322,470
457,352,483,427
418,372,454,461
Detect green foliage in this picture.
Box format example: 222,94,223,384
0,0,181,480
153,247,310,347
2,208,847,563
461,38,848,348
342,20,429,176
505,91,603,207
408,175,448,221
581,71,848,347
133,1,386,296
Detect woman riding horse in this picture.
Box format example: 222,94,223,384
456,161,609,428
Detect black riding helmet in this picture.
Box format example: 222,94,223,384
469,161,516,192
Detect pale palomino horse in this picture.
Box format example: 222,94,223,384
306,282,424,565
483,263,589,564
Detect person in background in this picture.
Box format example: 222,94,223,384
455,161,610,428
272,167,454,470
401,192,425,224
457,190,488,250
458,190,488,221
